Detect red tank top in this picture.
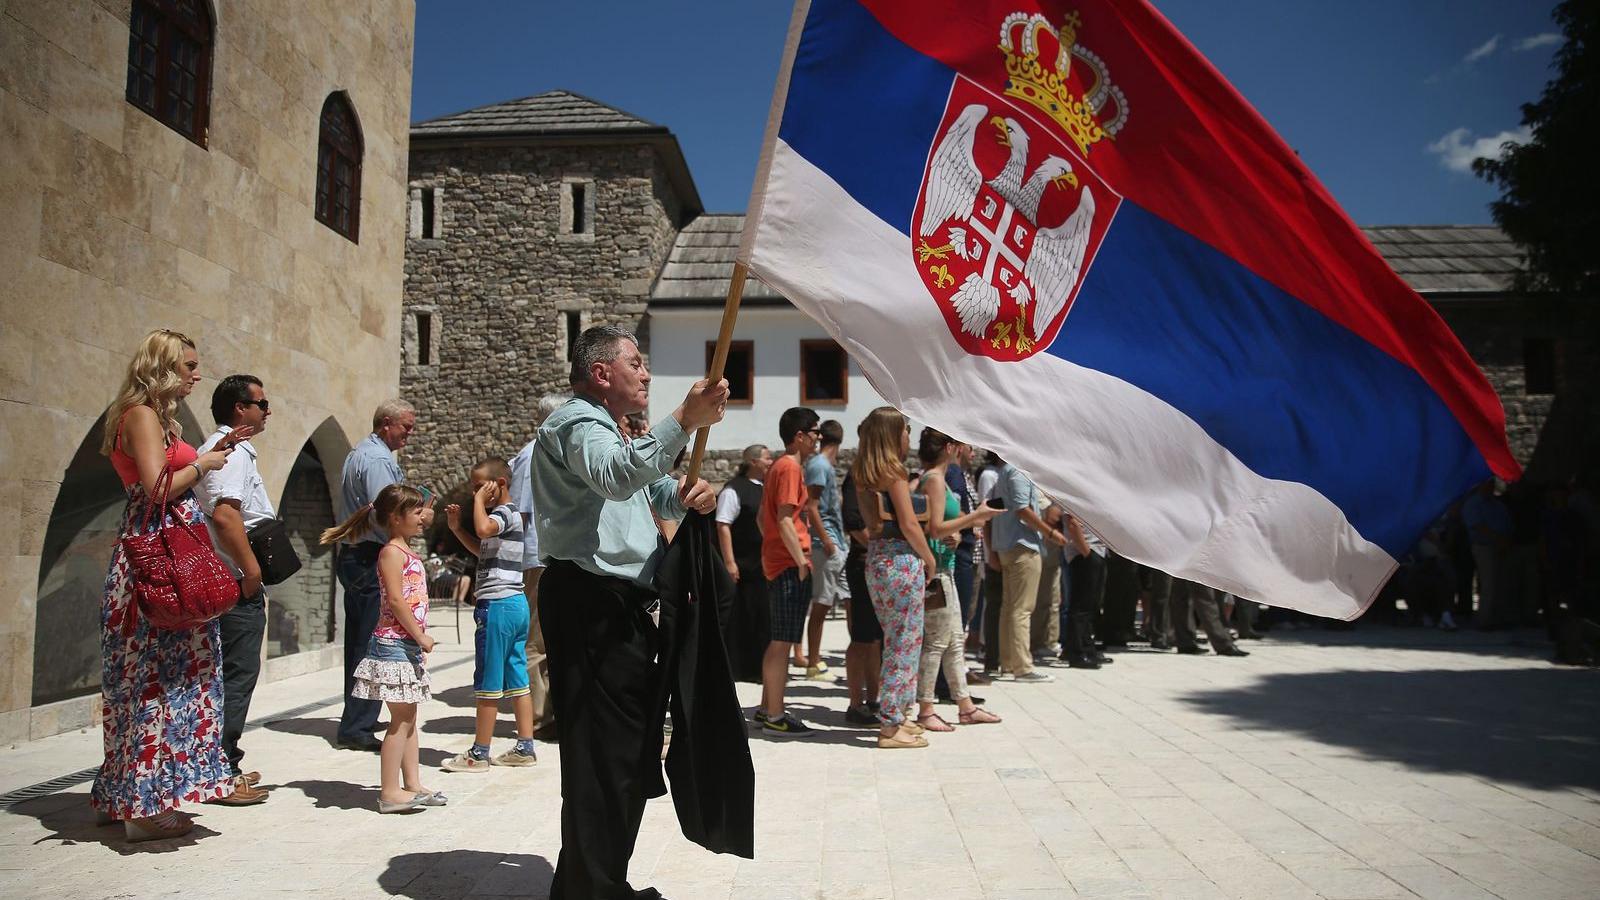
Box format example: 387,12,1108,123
109,411,199,489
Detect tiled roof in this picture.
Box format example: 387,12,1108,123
412,90,663,138
650,214,784,303
1359,225,1524,294
651,219,1524,304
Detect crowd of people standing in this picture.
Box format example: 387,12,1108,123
83,322,1595,887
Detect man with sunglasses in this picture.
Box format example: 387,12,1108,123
195,374,274,806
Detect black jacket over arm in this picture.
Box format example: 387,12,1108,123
651,510,756,858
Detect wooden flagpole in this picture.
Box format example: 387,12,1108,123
685,261,749,484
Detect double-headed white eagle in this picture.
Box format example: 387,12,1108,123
920,103,1096,340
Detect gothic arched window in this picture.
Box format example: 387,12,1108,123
315,92,363,242
125,0,214,146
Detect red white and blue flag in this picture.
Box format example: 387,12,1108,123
739,0,1519,617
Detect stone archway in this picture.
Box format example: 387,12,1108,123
32,403,207,705
268,418,351,658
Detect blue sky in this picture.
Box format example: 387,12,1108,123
411,1,1564,225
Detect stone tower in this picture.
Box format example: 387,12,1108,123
403,91,703,493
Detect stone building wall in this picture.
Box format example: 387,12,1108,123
0,0,415,742
401,141,684,494
1436,298,1599,485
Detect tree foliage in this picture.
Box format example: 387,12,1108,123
1474,1,1598,296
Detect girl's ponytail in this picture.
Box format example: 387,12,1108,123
320,503,374,545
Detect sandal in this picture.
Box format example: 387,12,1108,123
916,713,955,733
876,731,929,749
124,811,192,842
959,707,1002,725
900,720,926,736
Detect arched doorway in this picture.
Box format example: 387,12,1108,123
33,404,206,705
268,419,348,657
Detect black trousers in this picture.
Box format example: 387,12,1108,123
542,560,662,900
982,566,1004,671
1065,552,1107,661
1140,566,1173,644
219,588,266,776
1174,580,1236,652
337,543,383,742
1099,553,1140,643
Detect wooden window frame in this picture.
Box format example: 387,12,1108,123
799,339,849,406
125,0,213,147
315,92,363,243
707,340,755,407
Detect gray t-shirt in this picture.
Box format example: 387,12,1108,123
475,502,527,601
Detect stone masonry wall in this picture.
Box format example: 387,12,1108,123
402,141,683,494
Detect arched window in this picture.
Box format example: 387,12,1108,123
315,92,363,242
125,0,213,146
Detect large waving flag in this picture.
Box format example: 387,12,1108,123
739,0,1519,618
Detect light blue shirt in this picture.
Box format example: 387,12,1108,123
531,396,689,587
338,433,404,545
508,438,542,567
990,464,1042,554
803,453,846,548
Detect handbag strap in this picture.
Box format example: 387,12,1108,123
136,464,176,533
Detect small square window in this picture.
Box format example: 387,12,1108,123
1523,338,1556,394
800,339,848,405
708,341,754,406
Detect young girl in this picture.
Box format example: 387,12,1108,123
854,407,940,749
320,484,443,813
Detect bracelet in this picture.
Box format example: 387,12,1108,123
189,462,203,479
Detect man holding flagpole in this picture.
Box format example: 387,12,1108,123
532,324,728,899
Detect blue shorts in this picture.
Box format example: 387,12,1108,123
472,594,531,701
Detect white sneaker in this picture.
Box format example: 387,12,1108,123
442,750,491,773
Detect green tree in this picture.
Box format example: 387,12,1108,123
1474,1,1598,296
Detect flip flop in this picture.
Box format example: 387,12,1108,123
959,708,1003,725
916,713,956,732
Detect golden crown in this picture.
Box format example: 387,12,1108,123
998,10,1128,156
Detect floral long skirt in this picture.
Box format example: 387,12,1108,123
866,539,925,728
90,487,233,819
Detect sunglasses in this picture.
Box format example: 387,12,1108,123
241,398,270,412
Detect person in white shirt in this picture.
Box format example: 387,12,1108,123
195,375,275,806
508,393,569,736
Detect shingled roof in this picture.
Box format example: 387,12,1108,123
651,219,1525,305
1360,225,1524,295
411,90,702,221
411,90,663,137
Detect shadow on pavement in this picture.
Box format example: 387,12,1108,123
1254,623,1557,662
380,850,553,898
8,790,221,854
283,778,378,812
431,684,478,711
423,715,526,739
263,715,342,748
1179,666,1600,790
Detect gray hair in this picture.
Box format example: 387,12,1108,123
736,443,769,477
371,398,415,431
533,393,569,427
569,324,638,387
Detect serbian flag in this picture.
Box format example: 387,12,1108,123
738,0,1519,618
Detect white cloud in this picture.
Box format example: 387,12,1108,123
1463,34,1501,64
1514,32,1561,51
1426,126,1532,173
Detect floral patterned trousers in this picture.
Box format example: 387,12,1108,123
90,488,233,819
866,539,925,727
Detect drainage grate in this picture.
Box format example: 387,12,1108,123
0,655,473,810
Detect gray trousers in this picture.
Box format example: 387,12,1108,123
1173,580,1236,653
219,588,266,776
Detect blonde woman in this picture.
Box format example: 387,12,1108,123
91,329,245,841
854,407,939,749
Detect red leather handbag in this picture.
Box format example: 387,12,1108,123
120,466,241,632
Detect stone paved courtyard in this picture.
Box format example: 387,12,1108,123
1,620,1597,899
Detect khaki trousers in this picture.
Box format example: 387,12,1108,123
522,567,552,726
999,546,1041,675
1031,545,1062,651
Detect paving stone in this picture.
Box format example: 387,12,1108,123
2,623,1598,898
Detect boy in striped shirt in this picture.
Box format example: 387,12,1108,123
443,457,537,771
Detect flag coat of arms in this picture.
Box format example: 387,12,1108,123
738,0,1519,617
